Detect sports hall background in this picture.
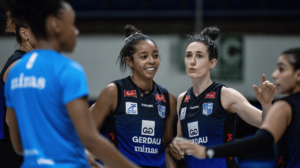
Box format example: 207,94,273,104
0,0,300,167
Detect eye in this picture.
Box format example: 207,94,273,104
154,54,159,58
141,55,147,59
278,67,283,73
197,54,203,58
185,54,192,58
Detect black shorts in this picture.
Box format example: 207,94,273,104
0,141,23,168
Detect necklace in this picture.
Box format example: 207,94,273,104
137,85,153,97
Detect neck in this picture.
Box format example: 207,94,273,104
289,85,300,95
19,41,33,53
35,38,61,52
131,74,153,92
191,74,213,97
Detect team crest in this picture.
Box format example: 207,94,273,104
180,107,187,120
125,102,138,114
157,105,166,118
202,103,213,116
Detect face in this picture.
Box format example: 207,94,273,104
127,40,160,80
272,55,298,95
185,42,216,79
58,3,79,52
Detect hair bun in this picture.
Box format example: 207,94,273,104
124,24,141,37
200,26,220,41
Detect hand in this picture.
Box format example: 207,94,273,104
175,137,207,159
169,139,184,160
85,149,104,168
253,74,276,106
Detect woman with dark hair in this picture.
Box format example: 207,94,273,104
90,25,176,168
0,12,34,168
2,0,137,167
176,47,300,168
169,27,276,168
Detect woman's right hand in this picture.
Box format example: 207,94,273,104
169,139,184,160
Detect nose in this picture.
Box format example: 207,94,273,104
148,55,155,64
75,27,80,36
190,55,196,66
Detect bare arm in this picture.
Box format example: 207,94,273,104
169,92,186,160
90,83,118,131
67,97,138,168
163,93,177,168
6,108,23,155
175,100,292,159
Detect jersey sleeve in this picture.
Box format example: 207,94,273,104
4,77,13,108
59,61,89,105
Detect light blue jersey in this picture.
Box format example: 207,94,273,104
5,50,89,168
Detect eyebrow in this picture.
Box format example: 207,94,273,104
138,50,158,55
277,62,286,66
186,51,205,54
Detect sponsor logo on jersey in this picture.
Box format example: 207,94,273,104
202,103,213,116
158,105,166,118
205,92,216,99
188,121,199,138
189,105,199,109
124,90,137,98
180,107,187,120
227,133,233,159
190,136,208,144
155,94,166,102
132,136,161,154
11,73,46,90
141,120,155,136
37,158,55,165
126,102,138,114
184,95,190,102
141,103,153,108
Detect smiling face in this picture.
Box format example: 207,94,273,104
127,39,160,80
185,42,217,79
272,55,300,95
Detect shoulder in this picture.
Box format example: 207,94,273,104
177,91,187,104
99,83,118,99
221,86,245,101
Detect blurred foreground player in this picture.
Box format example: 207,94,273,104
2,0,138,167
91,25,176,168
0,12,34,168
176,48,300,168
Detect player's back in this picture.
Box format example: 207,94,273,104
5,50,89,168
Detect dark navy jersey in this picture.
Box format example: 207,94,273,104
105,76,170,168
275,92,300,168
179,82,238,168
0,50,26,141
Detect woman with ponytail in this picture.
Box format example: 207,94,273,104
169,27,276,168
2,0,138,167
0,12,34,168
91,25,176,168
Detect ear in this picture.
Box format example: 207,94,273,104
209,59,217,69
19,28,28,41
295,69,300,84
125,57,134,68
47,16,62,35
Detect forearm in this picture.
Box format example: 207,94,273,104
206,129,274,158
86,134,138,168
261,103,272,121
165,147,176,168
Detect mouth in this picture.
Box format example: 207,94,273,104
145,68,156,71
189,68,196,71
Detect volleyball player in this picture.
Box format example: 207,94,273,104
176,47,300,168
169,27,276,168
2,0,138,167
0,12,34,167
90,25,176,168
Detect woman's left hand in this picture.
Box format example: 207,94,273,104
175,137,207,159
253,74,276,105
